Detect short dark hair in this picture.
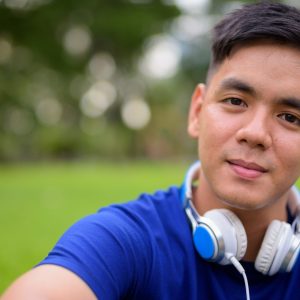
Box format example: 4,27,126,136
209,1,300,75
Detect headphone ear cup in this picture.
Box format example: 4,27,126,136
204,209,247,264
193,220,219,261
255,220,293,275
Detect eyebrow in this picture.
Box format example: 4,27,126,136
218,78,257,96
218,78,300,112
277,98,300,111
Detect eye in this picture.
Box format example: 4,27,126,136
278,113,300,126
223,97,247,107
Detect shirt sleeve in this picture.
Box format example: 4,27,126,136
37,207,149,300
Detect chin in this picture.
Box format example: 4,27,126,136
223,199,266,211
218,190,269,211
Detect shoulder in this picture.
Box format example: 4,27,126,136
50,185,184,252
85,185,186,248
38,185,189,299
99,185,183,225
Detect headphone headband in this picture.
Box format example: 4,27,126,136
183,161,300,277
183,161,300,300
182,161,201,208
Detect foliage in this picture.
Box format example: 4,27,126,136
0,0,293,161
0,0,184,161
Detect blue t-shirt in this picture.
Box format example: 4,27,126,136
38,186,300,300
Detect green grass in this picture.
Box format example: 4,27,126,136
0,160,188,292
1,161,299,293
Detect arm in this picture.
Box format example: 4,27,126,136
1,265,97,300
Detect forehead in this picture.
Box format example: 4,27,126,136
207,43,300,95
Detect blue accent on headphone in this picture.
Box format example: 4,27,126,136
180,183,187,206
183,161,300,275
194,227,215,260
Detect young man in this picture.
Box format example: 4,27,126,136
2,2,300,299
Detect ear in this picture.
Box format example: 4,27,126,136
187,83,206,138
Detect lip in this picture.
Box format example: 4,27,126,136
227,159,267,179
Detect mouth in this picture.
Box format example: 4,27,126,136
227,159,267,179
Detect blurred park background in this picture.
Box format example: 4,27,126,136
1,0,300,293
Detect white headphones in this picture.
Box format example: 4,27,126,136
183,161,300,276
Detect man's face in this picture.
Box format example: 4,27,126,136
188,43,300,210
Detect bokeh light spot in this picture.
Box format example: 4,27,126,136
139,35,181,79
88,52,116,80
80,81,116,118
171,15,214,41
4,0,27,9
121,97,151,130
171,0,210,14
63,25,92,56
0,38,13,64
35,98,63,126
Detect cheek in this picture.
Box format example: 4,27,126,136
270,131,300,187
198,106,235,149
277,140,300,178
197,116,223,163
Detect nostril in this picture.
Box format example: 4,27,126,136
236,126,272,150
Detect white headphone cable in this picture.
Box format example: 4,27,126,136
225,253,250,300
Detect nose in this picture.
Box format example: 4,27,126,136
235,111,272,150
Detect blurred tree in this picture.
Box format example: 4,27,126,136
0,0,180,161
0,0,295,161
